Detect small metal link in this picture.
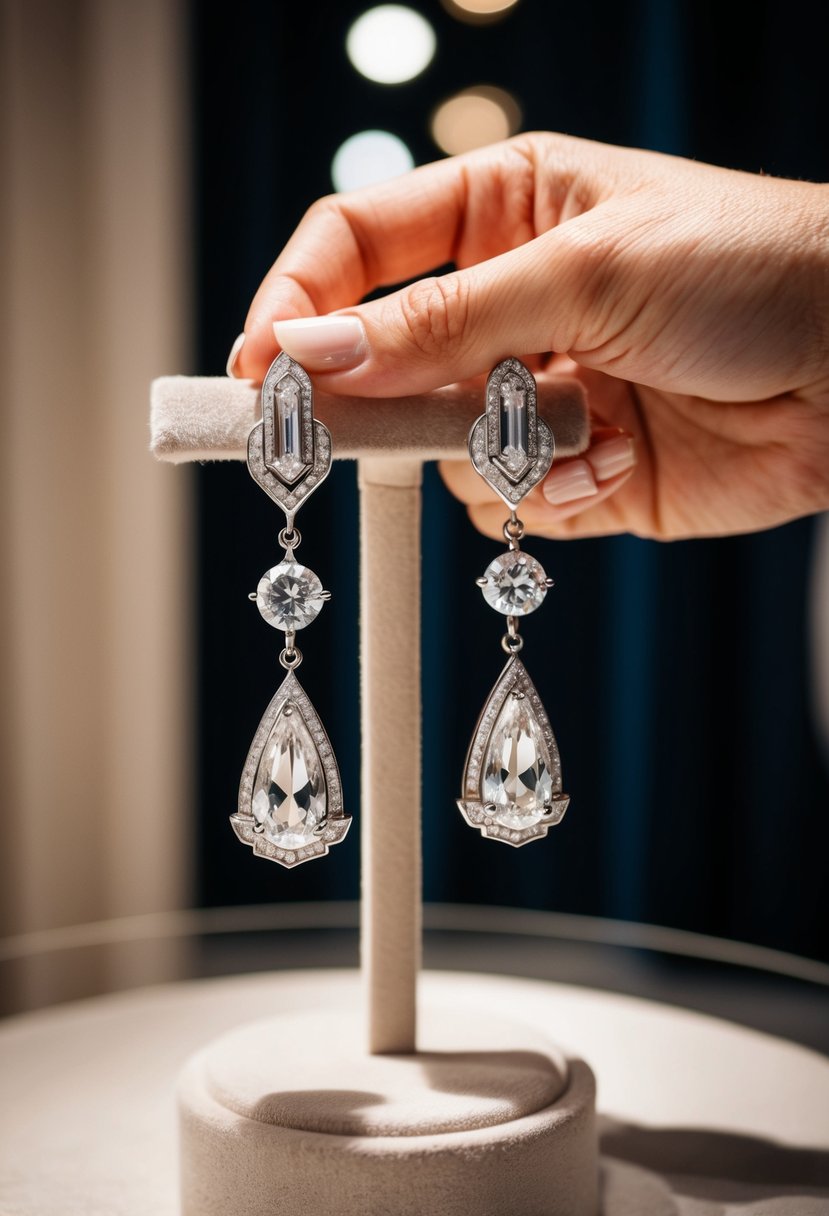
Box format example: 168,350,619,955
501,615,523,653
279,525,301,554
503,512,525,549
279,645,303,670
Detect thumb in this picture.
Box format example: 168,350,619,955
272,227,590,396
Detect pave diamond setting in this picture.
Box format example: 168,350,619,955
247,352,332,529
237,353,348,868
256,561,326,631
480,551,550,616
231,671,351,868
468,358,554,508
457,656,569,846
460,358,570,848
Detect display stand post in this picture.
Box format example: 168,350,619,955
151,376,598,1216
359,457,422,1053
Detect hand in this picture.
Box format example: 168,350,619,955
232,133,829,539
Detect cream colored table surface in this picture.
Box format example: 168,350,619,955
1,969,828,1215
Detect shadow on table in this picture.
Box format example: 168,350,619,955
600,1115,829,1210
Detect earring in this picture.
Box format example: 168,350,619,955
457,358,570,846
230,353,351,868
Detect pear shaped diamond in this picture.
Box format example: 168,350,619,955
231,671,350,867
483,693,553,829
251,703,326,848
458,656,569,846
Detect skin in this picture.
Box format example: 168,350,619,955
235,132,829,540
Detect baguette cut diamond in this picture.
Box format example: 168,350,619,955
483,692,553,829
256,561,325,630
480,551,549,616
499,374,529,472
274,375,305,480
251,703,326,847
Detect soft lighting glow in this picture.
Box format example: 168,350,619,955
346,5,436,84
331,130,415,192
442,0,520,22
431,87,521,155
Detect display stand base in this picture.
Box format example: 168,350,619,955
178,1003,598,1216
3,968,829,1213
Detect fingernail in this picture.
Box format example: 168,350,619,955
542,459,598,505
273,315,367,370
226,333,245,377
587,436,636,482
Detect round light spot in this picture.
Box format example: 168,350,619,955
331,130,415,192
346,5,436,84
442,0,520,22
431,87,521,155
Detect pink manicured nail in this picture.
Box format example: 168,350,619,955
273,316,367,370
226,332,245,377
587,436,636,482
542,459,598,506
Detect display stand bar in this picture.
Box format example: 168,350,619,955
149,375,589,464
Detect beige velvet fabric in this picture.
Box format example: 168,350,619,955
200,1010,570,1134
149,376,591,462
179,1008,598,1216
359,460,423,1054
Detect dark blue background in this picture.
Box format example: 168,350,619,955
191,0,829,960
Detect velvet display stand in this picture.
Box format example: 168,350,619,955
151,375,597,1216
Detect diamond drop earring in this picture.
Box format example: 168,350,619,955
230,353,351,868
457,358,570,846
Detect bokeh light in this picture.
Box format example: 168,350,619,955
346,5,436,84
331,129,415,192
431,86,521,155
442,0,521,23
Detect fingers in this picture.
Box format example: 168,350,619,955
440,426,638,538
440,426,636,500
233,133,614,382
239,163,466,377
268,213,611,396
468,468,636,539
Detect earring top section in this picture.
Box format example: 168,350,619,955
468,358,555,508
247,352,333,529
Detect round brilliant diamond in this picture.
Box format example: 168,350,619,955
479,551,549,616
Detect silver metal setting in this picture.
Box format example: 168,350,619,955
458,357,569,846
247,352,333,530
457,656,569,847
231,670,351,869
468,358,554,508
235,353,348,868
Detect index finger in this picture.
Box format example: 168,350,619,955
237,133,603,380
238,152,470,379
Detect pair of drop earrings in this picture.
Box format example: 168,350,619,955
230,352,570,869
